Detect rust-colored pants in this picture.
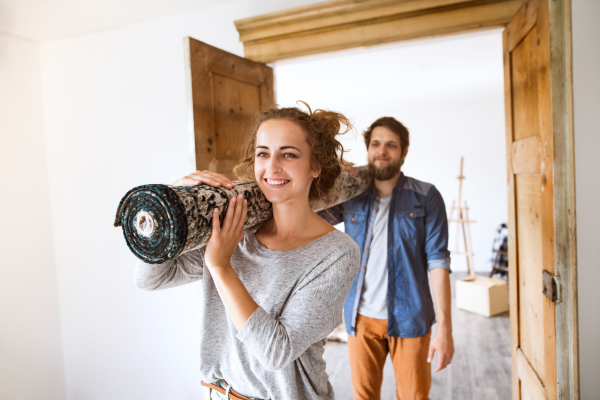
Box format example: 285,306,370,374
348,314,432,400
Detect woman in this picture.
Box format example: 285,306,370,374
135,104,360,399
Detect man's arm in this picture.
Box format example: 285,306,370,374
423,186,454,371
428,268,454,372
317,203,344,226
317,162,356,226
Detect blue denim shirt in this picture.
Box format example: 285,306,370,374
319,173,450,338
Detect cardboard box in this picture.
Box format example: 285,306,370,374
455,275,508,317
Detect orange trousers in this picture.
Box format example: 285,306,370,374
347,314,432,400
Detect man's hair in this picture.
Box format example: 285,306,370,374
363,117,409,150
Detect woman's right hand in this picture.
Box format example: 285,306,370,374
205,194,247,270
172,170,235,188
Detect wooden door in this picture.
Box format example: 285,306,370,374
504,0,558,399
184,38,275,179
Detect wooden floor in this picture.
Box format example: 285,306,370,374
323,272,511,400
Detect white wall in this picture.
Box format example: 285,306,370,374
572,0,600,397
275,30,507,272
37,1,322,399
0,33,66,400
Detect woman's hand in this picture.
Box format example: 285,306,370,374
204,194,256,330
172,170,235,188
204,194,248,270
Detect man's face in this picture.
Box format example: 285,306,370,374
367,126,408,181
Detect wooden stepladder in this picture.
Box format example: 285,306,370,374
448,157,476,278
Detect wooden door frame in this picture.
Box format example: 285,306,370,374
235,0,578,398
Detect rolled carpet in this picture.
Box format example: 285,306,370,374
114,166,370,264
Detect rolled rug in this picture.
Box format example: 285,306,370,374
115,166,371,264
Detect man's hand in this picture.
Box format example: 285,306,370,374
427,328,454,372
172,170,235,188
428,267,453,372
341,160,357,177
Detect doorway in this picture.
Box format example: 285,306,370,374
273,28,511,398
185,0,577,397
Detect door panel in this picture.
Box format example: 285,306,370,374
511,29,540,141
515,174,545,378
184,38,275,179
212,75,262,160
504,0,557,398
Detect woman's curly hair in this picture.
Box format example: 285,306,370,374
234,101,353,202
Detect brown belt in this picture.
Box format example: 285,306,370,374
200,380,264,400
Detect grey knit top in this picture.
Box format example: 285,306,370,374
135,224,360,400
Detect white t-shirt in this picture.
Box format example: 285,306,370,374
358,194,391,319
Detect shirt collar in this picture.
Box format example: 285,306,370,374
394,172,407,191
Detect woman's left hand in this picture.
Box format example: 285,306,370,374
205,194,248,270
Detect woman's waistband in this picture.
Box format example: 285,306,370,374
201,379,266,400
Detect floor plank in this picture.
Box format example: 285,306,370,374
324,272,511,399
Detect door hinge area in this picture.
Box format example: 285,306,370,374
542,270,561,303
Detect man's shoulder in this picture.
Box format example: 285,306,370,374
402,175,437,197
342,187,372,207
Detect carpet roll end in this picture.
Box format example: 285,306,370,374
114,184,188,264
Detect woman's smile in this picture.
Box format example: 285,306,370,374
264,178,291,187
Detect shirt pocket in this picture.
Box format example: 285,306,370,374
396,207,425,242
344,211,368,239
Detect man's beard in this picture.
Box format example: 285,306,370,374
368,158,402,181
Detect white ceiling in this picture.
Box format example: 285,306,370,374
0,0,238,42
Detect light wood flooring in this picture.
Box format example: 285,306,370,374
323,272,511,400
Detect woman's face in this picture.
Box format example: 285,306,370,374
254,119,318,205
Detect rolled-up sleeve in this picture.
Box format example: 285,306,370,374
424,186,451,272
427,257,451,271
236,246,360,371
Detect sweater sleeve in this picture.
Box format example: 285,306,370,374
134,248,205,291
235,244,360,371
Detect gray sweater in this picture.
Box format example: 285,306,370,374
135,225,360,399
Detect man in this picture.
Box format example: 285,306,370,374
320,117,453,400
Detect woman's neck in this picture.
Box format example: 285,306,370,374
267,200,318,239
256,193,333,244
